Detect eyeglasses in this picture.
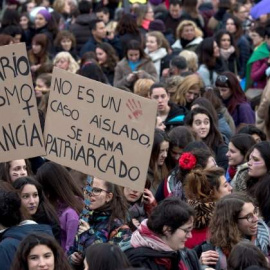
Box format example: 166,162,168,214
238,207,259,223
178,227,193,235
216,75,228,83
89,187,110,196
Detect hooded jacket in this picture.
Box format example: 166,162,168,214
0,221,53,270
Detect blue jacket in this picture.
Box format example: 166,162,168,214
0,222,53,270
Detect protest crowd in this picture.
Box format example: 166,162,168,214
2,0,270,269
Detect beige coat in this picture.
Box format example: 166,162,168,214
113,57,158,91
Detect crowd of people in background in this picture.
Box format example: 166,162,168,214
1,0,270,269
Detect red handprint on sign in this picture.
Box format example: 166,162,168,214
126,98,143,120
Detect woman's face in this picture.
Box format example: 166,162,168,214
28,244,54,270
238,202,259,236
35,78,48,97
27,2,36,13
20,16,29,30
214,175,232,200
248,148,267,178
145,7,154,21
226,18,236,34
250,31,264,47
163,217,193,250
55,58,69,70
218,87,232,100
9,159,28,182
35,13,47,29
146,36,159,53
226,142,244,167
60,38,72,51
127,49,140,62
96,47,107,64
181,25,195,41
32,43,42,55
21,184,39,215
157,141,169,166
220,34,231,50
123,187,143,203
89,178,113,210
213,41,220,57
185,86,200,104
192,113,210,139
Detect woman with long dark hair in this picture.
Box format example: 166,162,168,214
147,129,170,195
36,162,84,253
215,29,240,77
11,233,72,270
185,107,228,170
95,43,119,85
225,15,251,79
12,177,61,241
197,37,227,86
215,71,255,128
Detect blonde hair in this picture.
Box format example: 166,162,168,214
179,50,198,72
176,20,203,39
171,74,203,106
134,78,154,98
146,31,170,52
53,52,79,74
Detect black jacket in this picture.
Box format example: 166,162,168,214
164,102,187,131
125,246,201,270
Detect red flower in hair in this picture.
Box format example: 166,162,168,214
179,152,197,170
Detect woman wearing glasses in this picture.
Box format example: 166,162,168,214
124,197,201,270
196,193,270,270
215,71,255,128
68,177,131,268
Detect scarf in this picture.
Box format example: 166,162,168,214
180,37,195,49
220,46,235,60
228,166,237,180
131,220,187,270
245,42,269,90
131,219,172,251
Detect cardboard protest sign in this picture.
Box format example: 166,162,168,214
44,68,157,191
0,43,45,162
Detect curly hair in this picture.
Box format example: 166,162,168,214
53,51,79,73
209,193,255,252
179,50,198,72
184,167,225,202
115,14,140,35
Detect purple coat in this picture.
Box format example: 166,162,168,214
58,204,80,253
231,102,255,127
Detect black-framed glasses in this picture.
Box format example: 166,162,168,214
178,227,193,235
90,187,110,196
238,207,259,223
216,75,228,83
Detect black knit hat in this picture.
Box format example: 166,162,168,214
149,19,166,33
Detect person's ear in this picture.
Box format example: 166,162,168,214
106,192,113,203
162,225,172,236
